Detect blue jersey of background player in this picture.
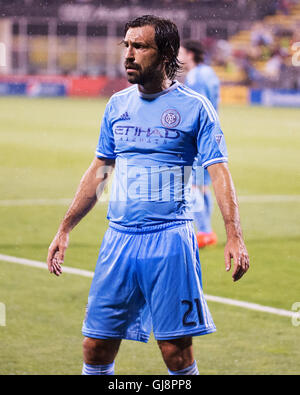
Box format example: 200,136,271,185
179,40,220,248
47,16,249,376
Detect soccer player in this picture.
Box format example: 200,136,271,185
47,15,249,376
179,40,220,248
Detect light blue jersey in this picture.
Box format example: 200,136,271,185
185,64,220,111
96,81,227,227
186,64,220,190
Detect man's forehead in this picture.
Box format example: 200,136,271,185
124,25,156,45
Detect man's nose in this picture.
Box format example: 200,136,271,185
125,45,135,60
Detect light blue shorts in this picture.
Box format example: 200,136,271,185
82,220,216,343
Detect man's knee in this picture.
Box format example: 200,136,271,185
157,337,194,372
83,337,121,365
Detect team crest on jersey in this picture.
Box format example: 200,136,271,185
161,109,181,128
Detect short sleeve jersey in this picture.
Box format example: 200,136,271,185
96,81,228,226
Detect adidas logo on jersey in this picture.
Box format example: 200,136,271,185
120,112,130,121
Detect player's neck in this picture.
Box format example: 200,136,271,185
138,78,173,95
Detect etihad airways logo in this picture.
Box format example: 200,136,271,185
114,126,181,143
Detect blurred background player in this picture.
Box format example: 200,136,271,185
179,40,220,248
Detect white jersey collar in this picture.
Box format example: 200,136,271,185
137,80,180,99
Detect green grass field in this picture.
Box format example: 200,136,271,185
0,97,299,375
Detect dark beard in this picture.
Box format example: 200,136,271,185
125,57,164,86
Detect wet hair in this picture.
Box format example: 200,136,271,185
124,15,181,80
182,40,205,63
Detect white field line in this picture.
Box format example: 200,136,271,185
0,198,72,207
0,253,296,319
0,195,300,207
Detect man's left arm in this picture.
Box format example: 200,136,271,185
207,162,250,282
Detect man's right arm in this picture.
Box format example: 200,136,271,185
47,157,115,276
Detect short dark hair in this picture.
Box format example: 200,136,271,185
182,40,205,63
124,15,181,80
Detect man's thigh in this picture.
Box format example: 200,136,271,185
83,337,122,365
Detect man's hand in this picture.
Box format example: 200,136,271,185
47,232,69,277
224,237,250,282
